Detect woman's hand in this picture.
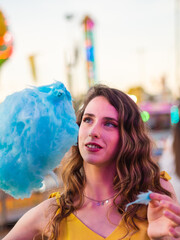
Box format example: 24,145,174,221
147,192,180,240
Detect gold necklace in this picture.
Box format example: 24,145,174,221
83,194,114,206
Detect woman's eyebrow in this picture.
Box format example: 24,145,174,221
83,113,95,117
84,113,118,123
104,117,118,123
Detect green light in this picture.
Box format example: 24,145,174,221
171,105,179,125
141,111,150,122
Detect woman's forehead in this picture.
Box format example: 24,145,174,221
84,96,118,118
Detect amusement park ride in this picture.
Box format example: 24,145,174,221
0,10,13,68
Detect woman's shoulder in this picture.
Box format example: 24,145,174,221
22,198,56,231
160,171,173,192
160,171,178,201
3,198,57,240
36,196,58,225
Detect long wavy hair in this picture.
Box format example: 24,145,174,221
47,84,171,239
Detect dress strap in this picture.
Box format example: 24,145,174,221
49,192,61,206
160,171,171,181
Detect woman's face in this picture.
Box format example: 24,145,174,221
78,96,120,167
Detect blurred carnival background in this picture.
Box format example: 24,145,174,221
0,0,180,238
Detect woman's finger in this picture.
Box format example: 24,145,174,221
160,200,180,216
149,199,160,208
163,210,180,225
169,226,180,238
150,192,172,202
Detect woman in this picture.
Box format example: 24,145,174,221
3,84,180,240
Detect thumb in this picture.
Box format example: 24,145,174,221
149,199,160,208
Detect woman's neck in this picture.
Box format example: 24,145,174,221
83,163,116,200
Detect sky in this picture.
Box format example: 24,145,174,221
0,0,179,102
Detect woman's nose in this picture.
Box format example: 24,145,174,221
88,124,101,138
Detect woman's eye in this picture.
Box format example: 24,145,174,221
105,122,118,128
83,117,92,123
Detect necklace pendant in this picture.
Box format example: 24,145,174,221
84,194,114,206
96,200,109,206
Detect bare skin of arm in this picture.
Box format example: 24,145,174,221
2,198,57,240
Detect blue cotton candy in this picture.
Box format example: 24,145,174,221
0,81,79,199
125,190,152,211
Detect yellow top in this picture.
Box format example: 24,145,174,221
49,171,171,240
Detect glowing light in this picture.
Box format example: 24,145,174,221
141,111,150,122
171,105,179,125
0,11,13,66
128,94,137,103
4,32,13,43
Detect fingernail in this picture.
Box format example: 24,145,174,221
163,210,169,217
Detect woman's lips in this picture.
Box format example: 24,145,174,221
85,142,102,152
